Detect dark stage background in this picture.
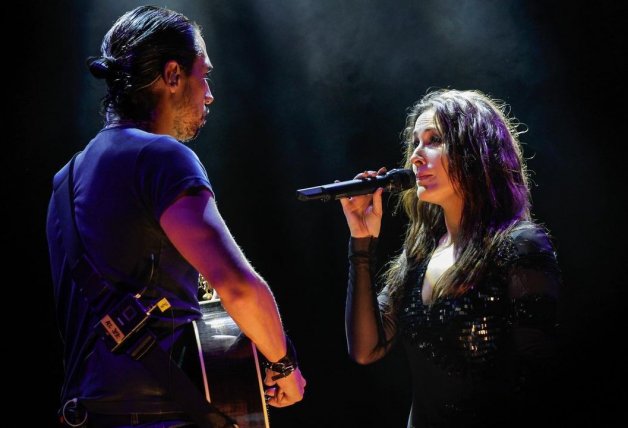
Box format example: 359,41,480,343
12,0,625,426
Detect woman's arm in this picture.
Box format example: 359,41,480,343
345,237,397,364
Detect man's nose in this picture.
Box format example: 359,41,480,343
205,88,214,105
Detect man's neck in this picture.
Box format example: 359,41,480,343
105,118,152,131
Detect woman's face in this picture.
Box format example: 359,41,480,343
410,109,461,210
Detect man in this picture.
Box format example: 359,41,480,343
46,6,305,427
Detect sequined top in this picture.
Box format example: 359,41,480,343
346,222,560,427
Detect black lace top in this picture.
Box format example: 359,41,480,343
346,222,560,428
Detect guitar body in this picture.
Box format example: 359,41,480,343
191,299,270,428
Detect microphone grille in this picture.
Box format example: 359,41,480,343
388,168,415,191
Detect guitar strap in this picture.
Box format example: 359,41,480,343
52,153,239,428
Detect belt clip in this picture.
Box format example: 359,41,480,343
61,398,88,427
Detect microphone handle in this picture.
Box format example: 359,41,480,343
297,169,412,202
320,178,397,200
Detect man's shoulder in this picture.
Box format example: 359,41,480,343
99,127,194,160
108,127,180,147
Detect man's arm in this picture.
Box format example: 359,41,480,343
160,189,305,406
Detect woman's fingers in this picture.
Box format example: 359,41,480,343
371,187,384,216
351,167,387,180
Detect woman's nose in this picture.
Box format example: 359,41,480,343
410,147,425,166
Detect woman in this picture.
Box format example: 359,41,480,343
340,89,560,427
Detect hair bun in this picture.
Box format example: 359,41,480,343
86,56,112,79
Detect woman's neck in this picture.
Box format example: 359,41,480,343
441,201,463,246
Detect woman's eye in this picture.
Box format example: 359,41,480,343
429,135,442,145
412,134,442,149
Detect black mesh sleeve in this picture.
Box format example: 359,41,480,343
345,237,397,363
504,225,562,420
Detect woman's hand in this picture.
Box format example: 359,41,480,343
338,167,387,238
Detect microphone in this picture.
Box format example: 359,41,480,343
296,168,415,202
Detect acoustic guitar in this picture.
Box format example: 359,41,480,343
191,298,270,428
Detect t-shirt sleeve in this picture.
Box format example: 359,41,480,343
135,137,213,220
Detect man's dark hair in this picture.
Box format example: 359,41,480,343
87,5,202,122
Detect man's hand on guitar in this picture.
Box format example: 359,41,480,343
264,367,306,407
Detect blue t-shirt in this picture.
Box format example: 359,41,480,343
47,126,212,413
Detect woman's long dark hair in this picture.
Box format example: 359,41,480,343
384,89,530,307
87,5,202,122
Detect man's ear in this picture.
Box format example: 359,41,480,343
162,60,181,91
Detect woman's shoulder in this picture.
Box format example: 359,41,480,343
506,220,556,259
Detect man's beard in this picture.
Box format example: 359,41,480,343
174,84,208,142
174,107,208,142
